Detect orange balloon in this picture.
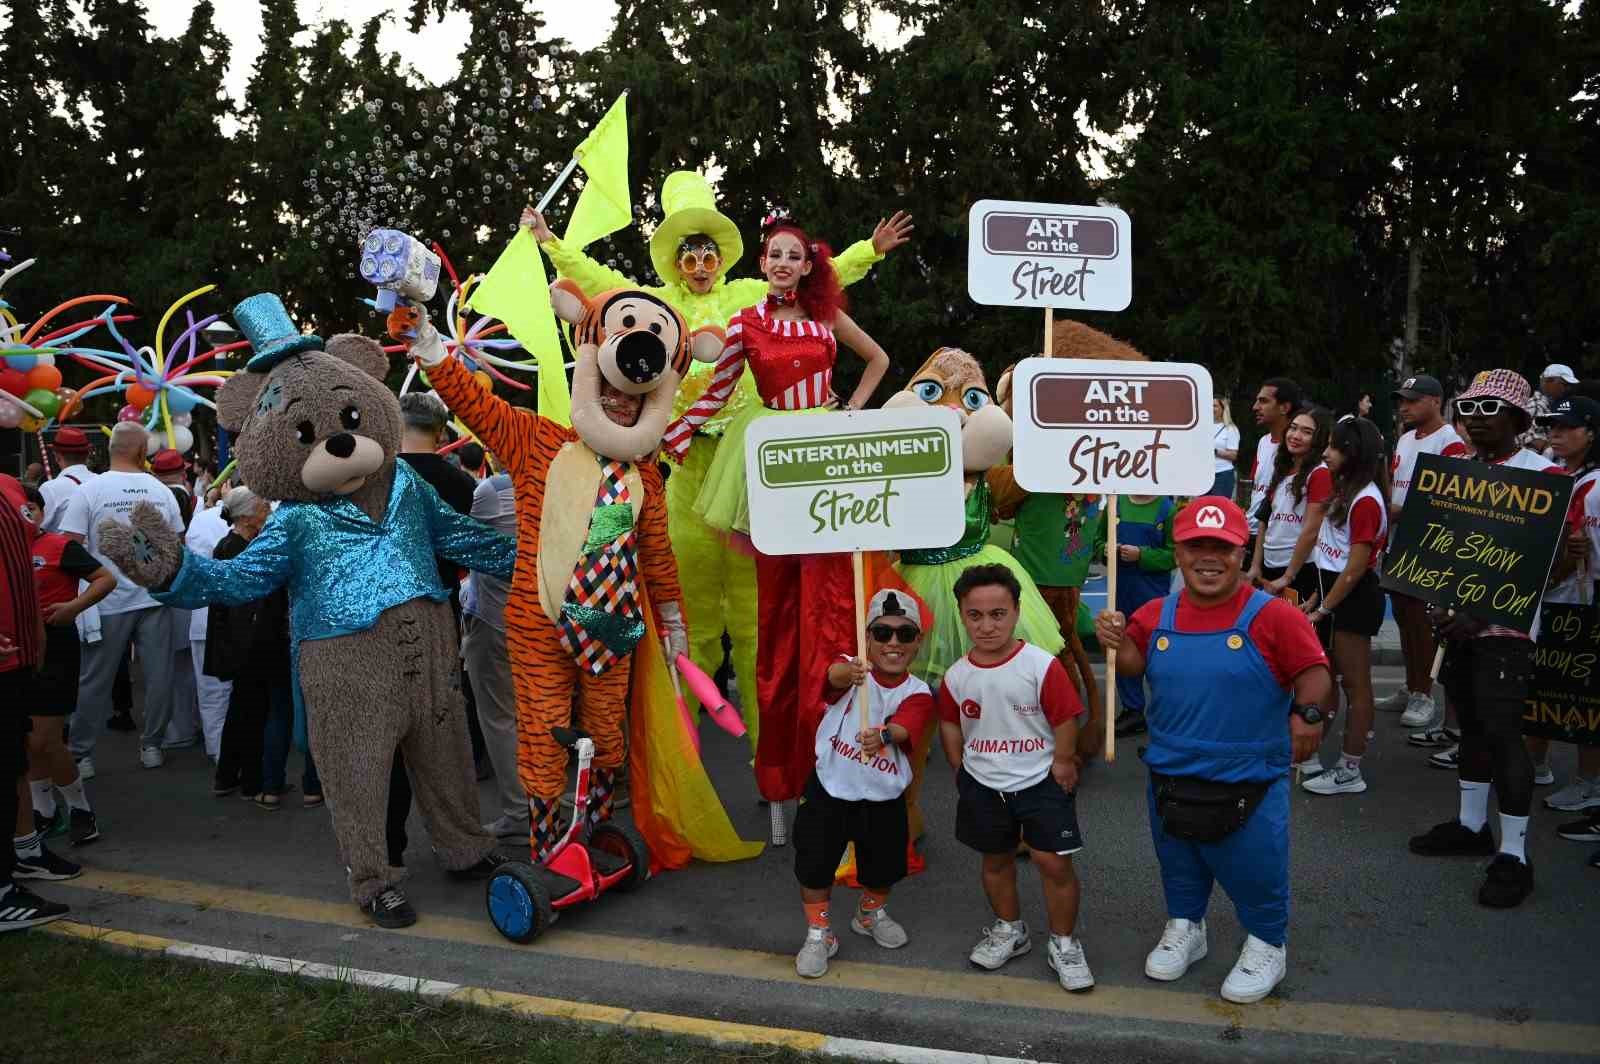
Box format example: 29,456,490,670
26,365,62,392
127,383,156,409
472,370,494,392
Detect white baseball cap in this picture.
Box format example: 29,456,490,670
866,588,921,632
1541,363,1579,384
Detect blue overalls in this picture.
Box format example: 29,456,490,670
1143,589,1292,946
1115,498,1174,716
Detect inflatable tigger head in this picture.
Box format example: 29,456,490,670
548,279,724,461
883,347,1013,473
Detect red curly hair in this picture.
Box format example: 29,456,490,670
760,221,847,326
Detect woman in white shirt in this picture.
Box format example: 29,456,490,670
1211,398,1241,501
1248,405,1332,606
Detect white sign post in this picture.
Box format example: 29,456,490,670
746,407,966,746
1012,357,1216,761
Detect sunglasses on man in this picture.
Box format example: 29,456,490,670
868,623,920,645
1455,398,1510,417
678,247,721,274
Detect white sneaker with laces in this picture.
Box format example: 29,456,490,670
139,746,164,770
1221,934,1286,1003
850,905,908,949
1293,756,1323,775
75,757,95,781
1545,775,1600,811
1375,689,1410,713
1532,761,1556,787
969,919,1031,970
1047,934,1095,992
1144,918,1208,981
1302,762,1366,795
1428,745,1460,770
1399,693,1437,728
795,926,839,978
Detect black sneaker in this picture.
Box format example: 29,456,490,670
1557,815,1600,843
0,885,70,932
69,809,100,847
34,805,68,839
447,850,512,882
14,844,83,881
363,887,417,929
1409,818,1496,857
1114,711,1148,737
1478,854,1534,908
106,709,136,733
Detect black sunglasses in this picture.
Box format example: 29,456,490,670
868,624,920,645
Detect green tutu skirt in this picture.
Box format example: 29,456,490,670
897,546,1067,688
693,403,820,535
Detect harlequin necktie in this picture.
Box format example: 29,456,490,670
557,458,645,674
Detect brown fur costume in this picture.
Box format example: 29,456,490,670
97,328,509,910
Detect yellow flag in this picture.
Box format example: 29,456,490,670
563,93,631,252
468,229,571,426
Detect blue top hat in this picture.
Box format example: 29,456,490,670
234,293,324,372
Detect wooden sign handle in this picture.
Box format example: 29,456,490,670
1044,308,1055,356
853,550,870,760
1104,494,1119,763
1429,609,1452,682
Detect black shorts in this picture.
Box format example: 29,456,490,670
30,627,81,717
1440,637,1534,718
792,773,909,891
1314,568,1384,638
1,669,33,778
955,767,1083,856
1260,565,1319,606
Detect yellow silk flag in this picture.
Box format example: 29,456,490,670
563,93,631,251
468,229,570,425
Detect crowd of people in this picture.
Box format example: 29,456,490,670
1,179,1594,1016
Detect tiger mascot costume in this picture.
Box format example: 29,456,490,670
391,282,727,861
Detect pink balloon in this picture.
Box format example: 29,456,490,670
117,404,142,422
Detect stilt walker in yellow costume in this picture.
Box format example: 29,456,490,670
521,173,912,745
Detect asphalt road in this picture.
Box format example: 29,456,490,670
26,663,1600,1063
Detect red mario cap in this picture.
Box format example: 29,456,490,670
1173,496,1248,546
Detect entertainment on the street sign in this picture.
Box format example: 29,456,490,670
967,199,1133,312
1011,357,1216,496
743,407,966,557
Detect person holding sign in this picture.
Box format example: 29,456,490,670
1408,370,1561,908
1095,494,1179,739
792,589,933,979
661,214,892,834
1094,497,1330,1005
1300,417,1390,796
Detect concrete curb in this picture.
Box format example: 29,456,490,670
43,921,1051,1064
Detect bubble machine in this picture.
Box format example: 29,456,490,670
359,229,441,312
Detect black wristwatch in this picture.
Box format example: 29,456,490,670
878,726,895,749
1291,703,1325,725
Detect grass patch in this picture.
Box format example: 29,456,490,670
0,931,842,1064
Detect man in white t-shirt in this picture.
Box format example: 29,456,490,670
1246,378,1301,543
1383,374,1468,728
182,501,232,761
39,428,97,533
58,423,185,773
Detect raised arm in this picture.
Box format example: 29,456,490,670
830,310,889,411
155,513,294,610
523,207,636,294
660,322,749,460
835,211,913,287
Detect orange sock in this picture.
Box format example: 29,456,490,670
803,901,830,929
860,890,887,913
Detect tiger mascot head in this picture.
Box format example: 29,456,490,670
549,279,724,462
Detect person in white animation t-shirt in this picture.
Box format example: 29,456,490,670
1245,378,1301,541
1382,374,1467,728
936,564,1093,994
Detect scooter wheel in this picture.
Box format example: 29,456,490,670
589,822,651,891
486,860,553,943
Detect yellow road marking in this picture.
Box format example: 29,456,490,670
64,867,1598,1056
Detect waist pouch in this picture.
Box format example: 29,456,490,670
1151,771,1271,843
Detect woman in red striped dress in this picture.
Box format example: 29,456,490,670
662,213,891,839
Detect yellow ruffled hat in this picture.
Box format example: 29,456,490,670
648,171,744,286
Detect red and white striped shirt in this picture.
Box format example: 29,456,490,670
662,302,837,457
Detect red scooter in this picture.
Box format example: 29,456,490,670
485,726,650,944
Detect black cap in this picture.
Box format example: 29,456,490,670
1392,374,1443,400
1536,395,1600,429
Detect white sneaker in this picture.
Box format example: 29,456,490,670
1545,776,1600,811
969,919,1031,970
1375,689,1410,713
75,757,95,782
139,746,164,770
482,814,530,838
1532,761,1556,787
850,905,908,949
795,926,838,978
1144,918,1208,981
1428,745,1460,770
1398,693,1437,728
1302,762,1366,795
1293,755,1323,776
1221,935,1287,1004
1046,934,1095,992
